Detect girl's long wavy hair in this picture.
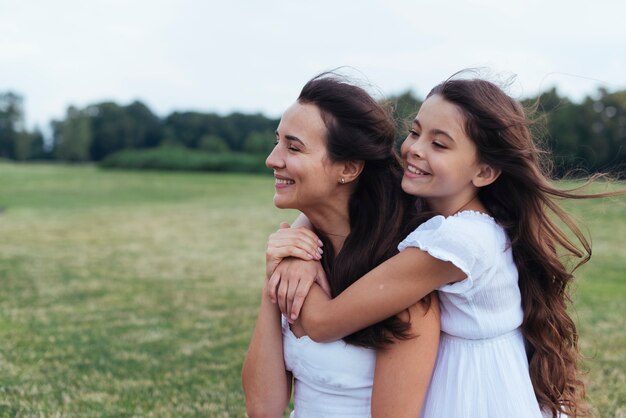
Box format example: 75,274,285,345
298,73,423,349
428,76,620,417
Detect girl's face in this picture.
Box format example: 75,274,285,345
400,94,484,215
266,101,345,212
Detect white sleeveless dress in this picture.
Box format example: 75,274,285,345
398,211,544,418
282,316,376,417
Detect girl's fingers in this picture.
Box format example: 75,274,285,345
290,278,314,321
286,278,303,323
276,278,289,316
267,270,281,304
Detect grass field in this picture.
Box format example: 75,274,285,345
0,163,624,417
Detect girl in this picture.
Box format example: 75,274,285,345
242,74,439,418
267,76,612,417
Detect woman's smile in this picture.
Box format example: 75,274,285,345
274,174,295,188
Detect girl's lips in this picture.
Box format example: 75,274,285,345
404,164,431,179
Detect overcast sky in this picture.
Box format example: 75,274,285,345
2,0,625,130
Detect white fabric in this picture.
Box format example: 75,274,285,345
398,211,544,418
282,316,375,418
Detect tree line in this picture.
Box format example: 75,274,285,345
1,87,625,176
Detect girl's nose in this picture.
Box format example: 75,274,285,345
408,138,424,158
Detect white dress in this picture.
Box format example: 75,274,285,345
282,316,376,417
398,211,544,418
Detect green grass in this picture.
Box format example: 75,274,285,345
0,163,624,417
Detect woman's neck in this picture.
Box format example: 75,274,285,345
305,204,350,254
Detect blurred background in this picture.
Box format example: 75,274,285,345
1,0,624,416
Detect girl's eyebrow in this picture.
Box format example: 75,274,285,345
431,129,455,142
413,119,455,142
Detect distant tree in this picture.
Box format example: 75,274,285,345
527,88,584,174
243,131,275,154
589,88,626,173
0,91,25,159
524,87,626,175
84,100,162,160
164,112,278,151
221,113,278,151
124,101,163,148
54,106,93,161
164,112,221,149
160,127,180,147
13,128,45,160
198,134,230,153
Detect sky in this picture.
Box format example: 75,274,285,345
2,0,625,131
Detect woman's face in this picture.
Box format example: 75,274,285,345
266,101,344,212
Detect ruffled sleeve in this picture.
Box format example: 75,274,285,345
398,213,500,294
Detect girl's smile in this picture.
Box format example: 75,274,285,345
400,94,490,216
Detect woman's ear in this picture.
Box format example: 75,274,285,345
340,160,365,184
472,163,501,188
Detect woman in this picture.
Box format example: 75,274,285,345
241,74,439,417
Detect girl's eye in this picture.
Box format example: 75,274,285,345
432,141,447,149
408,129,420,137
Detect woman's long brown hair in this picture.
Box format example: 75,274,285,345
298,73,423,349
429,76,621,417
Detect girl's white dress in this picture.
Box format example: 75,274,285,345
398,211,544,418
282,316,375,417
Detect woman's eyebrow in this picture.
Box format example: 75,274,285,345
285,135,306,146
275,131,306,146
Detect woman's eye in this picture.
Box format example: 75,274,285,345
288,146,300,152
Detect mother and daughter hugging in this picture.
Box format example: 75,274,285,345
242,70,617,418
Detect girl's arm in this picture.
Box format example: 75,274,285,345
290,212,312,229
241,289,292,417
299,247,463,342
372,298,440,417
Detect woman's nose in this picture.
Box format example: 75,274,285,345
265,144,284,170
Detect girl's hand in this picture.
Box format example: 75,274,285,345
265,222,323,279
266,258,331,323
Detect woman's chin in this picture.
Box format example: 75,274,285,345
273,196,292,209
